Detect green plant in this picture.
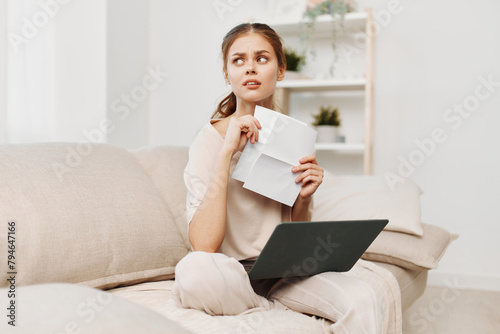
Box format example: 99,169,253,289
304,0,350,21
300,0,351,75
284,47,306,72
312,106,341,126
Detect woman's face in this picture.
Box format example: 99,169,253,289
225,33,285,106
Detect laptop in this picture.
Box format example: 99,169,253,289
244,219,388,280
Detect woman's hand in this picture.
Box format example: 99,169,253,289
223,115,262,154
292,155,324,199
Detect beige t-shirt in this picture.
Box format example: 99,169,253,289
184,121,292,261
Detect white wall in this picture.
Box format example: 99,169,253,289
107,0,150,149
4,0,106,143
149,0,500,290
365,0,500,290
6,0,58,143
52,0,107,142
148,0,270,147
0,0,6,143
52,0,150,147
4,0,150,146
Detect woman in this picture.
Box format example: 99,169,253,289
172,23,382,334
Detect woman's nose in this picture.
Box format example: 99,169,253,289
246,64,256,74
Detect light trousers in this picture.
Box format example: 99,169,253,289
172,252,383,334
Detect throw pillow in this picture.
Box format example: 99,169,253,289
312,171,424,236
0,143,189,290
362,223,458,271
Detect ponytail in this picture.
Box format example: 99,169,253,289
212,92,237,119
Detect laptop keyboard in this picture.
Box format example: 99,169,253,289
239,260,256,274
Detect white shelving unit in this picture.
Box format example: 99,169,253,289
269,11,368,35
271,9,375,175
277,78,366,92
314,142,365,151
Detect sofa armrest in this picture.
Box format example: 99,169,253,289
1,283,192,333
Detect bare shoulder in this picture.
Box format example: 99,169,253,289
211,117,231,138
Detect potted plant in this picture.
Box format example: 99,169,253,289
284,47,306,80
312,105,342,142
300,0,352,76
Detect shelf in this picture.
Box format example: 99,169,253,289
271,8,375,175
269,11,368,36
315,143,365,152
277,78,365,92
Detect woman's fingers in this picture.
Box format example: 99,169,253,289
292,156,324,197
225,115,262,151
292,162,322,174
238,115,261,144
243,116,261,144
298,155,318,165
243,123,257,144
294,167,323,184
248,131,257,144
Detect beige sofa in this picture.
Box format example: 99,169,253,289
0,143,456,333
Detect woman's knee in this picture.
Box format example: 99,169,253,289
173,251,266,315
175,251,228,294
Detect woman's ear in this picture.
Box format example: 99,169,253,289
224,72,230,85
277,66,286,82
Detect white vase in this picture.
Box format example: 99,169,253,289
315,125,338,143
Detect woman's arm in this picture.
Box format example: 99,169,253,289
188,115,261,252
291,155,324,222
188,149,232,253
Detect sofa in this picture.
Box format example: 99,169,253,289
0,143,457,333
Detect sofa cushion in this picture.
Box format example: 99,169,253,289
375,262,428,311
108,281,334,333
0,283,193,333
362,223,458,271
312,171,424,236
0,143,188,290
131,146,191,249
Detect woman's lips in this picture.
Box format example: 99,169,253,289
243,80,261,88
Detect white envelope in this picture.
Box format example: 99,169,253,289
232,106,280,182
233,106,317,206
242,153,302,207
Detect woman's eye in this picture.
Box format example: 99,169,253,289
257,57,268,64
233,58,244,65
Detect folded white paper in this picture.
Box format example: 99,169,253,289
233,106,317,206
243,154,302,206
